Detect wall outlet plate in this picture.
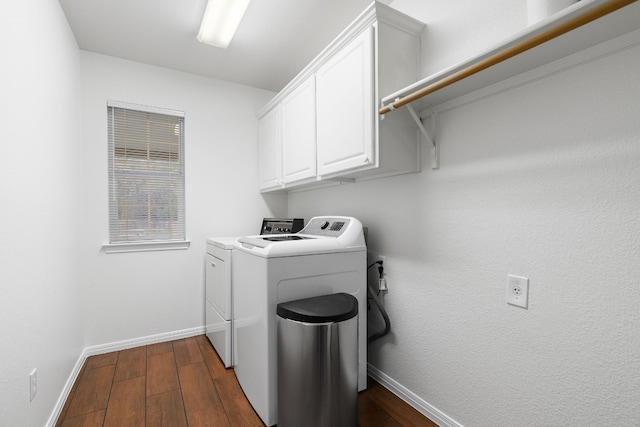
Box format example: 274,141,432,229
507,275,529,308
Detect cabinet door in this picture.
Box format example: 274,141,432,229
316,26,374,177
258,106,281,191
281,75,317,184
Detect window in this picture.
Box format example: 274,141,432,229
105,101,187,252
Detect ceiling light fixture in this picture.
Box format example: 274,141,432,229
197,0,252,48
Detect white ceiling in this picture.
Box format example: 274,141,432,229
59,0,375,92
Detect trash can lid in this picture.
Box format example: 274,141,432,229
277,292,358,323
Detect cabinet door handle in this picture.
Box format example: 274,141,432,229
364,157,370,164
211,262,217,268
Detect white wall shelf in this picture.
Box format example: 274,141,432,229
380,0,640,116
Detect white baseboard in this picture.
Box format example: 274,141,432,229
46,326,205,427
45,348,87,427
367,364,464,427
83,326,205,357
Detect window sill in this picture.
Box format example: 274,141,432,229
102,240,191,254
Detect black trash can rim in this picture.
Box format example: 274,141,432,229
277,292,358,323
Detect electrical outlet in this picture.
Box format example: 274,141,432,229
367,252,388,292
29,369,37,401
507,275,529,308
378,256,387,292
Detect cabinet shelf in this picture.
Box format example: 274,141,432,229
380,0,640,115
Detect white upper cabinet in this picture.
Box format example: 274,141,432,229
281,75,317,185
256,3,424,192
316,27,374,177
258,106,281,191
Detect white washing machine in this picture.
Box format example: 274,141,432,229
233,216,367,427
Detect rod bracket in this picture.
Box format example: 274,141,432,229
406,105,438,169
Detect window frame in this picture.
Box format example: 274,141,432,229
102,100,189,254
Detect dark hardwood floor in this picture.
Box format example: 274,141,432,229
55,335,438,426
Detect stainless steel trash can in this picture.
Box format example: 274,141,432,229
277,292,359,427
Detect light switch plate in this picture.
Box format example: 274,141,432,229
29,369,37,401
507,275,529,308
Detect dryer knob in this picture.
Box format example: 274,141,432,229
320,221,330,230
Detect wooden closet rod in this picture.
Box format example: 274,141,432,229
379,0,637,115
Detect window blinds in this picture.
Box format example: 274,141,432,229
107,101,185,244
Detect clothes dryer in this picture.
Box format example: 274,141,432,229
205,237,237,367
205,218,303,368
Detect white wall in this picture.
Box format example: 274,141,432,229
0,1,84,426
288,9,640,427
390,0,526,77
1,3,285,423
79,52,285,346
